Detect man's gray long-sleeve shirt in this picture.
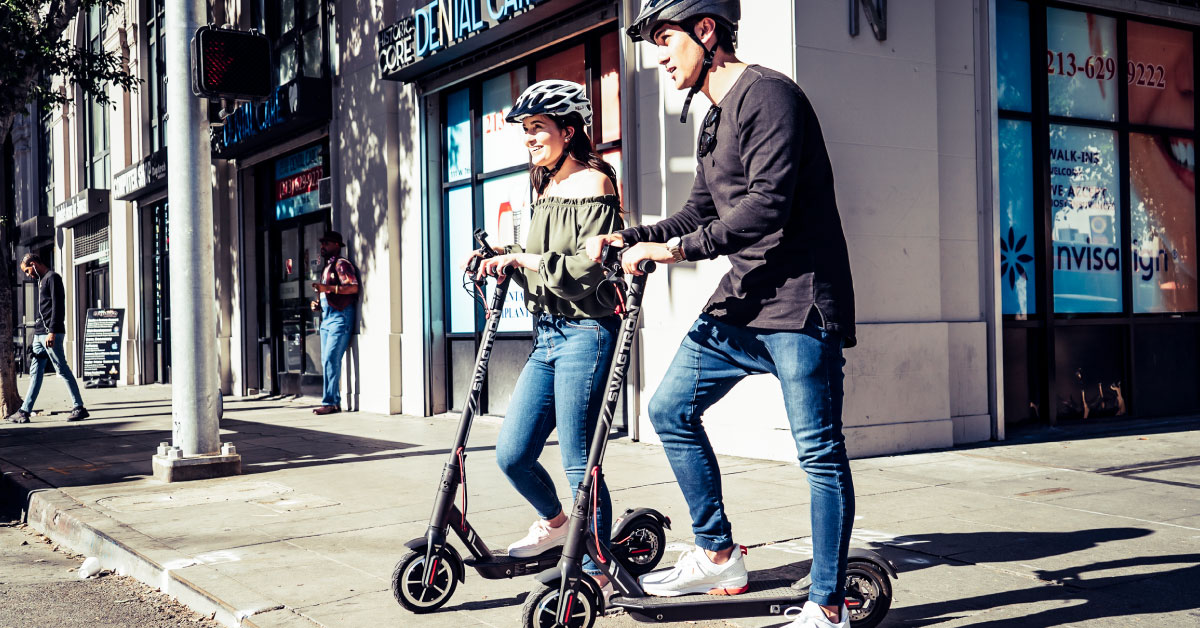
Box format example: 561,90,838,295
619,65,857,346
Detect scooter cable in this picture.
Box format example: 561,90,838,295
591,466,607,565
457,446,468,529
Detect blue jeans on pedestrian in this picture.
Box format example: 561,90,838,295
320,302,355,407
647,314,854,606
22,334,86,414
495,312,618,575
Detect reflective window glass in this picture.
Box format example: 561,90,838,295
1127,21,1193,130
1050,124,1122,313
482,71,530,172
1131,133,1196,312
997,0,1032,112
1046,8,1118,122
1000,120,1037,317
446,88,472,182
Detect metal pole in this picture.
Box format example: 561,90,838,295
165,0,220,456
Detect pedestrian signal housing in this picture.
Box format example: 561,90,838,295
192,26,272,100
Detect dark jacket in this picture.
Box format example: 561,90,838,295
618,65,857,346
33,269,66,335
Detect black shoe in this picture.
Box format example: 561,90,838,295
6,410,30,424
67,406,90,422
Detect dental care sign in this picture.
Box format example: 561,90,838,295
378,0,551,80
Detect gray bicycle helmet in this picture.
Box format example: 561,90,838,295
627,0,740,123
627,0,740,44
504,80,594,129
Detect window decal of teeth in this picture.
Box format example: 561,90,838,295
1169,138,1194,171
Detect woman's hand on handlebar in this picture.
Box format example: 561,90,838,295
585,233,624,262
458,246,506,270
476,253,539,280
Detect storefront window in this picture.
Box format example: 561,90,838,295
600,31,622,144
1127,22,1193,130
1050,124,1121,313
483,173,533,332
1131,133,1195,313
536,45,586,85
446,185,475,334
147,0,167,150
252,0,325,87
1046,8,1118,122
482,70,529,173
274,145,324,220
999,120,1036,317
447,88,471,182
997,0,1031,113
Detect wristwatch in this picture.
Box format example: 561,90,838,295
666,236,686,263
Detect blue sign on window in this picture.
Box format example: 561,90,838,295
1000,120,1036,316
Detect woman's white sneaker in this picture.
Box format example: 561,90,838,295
638,545,749,597
783,601,850,628
506,519,568,557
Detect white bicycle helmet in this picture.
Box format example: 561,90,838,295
505,80,593,129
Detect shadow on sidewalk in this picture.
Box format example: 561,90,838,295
888,554,1200,626
0,415,507,490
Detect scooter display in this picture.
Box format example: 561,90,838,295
521,247,898,628
391,231,669,614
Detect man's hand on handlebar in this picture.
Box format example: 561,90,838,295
620,242,675,276
586,233,625,262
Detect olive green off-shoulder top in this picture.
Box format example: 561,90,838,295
505,194,624,319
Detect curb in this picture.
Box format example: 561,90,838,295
0,459,321,628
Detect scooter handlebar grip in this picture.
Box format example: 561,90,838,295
637,260,656,274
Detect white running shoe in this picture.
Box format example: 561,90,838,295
506,519,568,557
783,601,850,628
638,545,749,597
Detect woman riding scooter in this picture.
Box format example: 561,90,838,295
471,80,624,591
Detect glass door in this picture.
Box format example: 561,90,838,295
271,216,327,396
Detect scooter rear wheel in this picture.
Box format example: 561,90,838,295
392,546,460,613
845,560,892,628
612,516,666,576
521,581,598,628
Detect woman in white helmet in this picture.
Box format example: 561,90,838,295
472,79,622,587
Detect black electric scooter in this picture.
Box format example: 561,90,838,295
391,231,670,614
521,248,898,628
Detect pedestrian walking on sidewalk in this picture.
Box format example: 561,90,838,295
588,1,858,626
467,80,623,589
310,230,359,416
7,253,89,424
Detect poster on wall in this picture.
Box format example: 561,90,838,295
82,308,124,388
1131,133,1196,313
1127,21,1193,130
1050,124,1121,313
483,172,533,333
999,120,1036,317
1046,7,1118,122
275,146,324,220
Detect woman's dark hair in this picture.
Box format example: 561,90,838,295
529,112,619,197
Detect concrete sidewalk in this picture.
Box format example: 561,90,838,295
2,380,1199,627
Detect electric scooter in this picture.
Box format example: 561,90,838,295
391,230,670,614
520,247,898,628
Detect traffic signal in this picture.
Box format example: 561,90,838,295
192,26,272,100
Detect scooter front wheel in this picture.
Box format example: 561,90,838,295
391,546,460,613
845,560,892,628
521,582,598,628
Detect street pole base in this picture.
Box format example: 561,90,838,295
151,442,242,483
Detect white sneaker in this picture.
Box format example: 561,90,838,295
783,601,850,628
506,519,568,557
638,545,749,597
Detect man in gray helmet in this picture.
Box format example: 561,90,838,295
586,1,857,626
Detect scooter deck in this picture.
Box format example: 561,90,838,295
611,577,806,622
462,548,562,579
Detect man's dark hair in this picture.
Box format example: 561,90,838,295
681,15,736,53
21,253,43,268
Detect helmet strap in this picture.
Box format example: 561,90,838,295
681,30,715,123
547,147,571,178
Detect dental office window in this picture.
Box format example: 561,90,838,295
997,0,1200,422
442,29,623,336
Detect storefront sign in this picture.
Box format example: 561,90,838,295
275,146,324,220
378,0,553,81
83,308,124,388
211,78,332,159
112,149,168,201
54,188,110,228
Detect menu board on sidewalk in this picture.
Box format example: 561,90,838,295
83,308,124,388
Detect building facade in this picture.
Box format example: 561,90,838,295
10,0,1200,460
